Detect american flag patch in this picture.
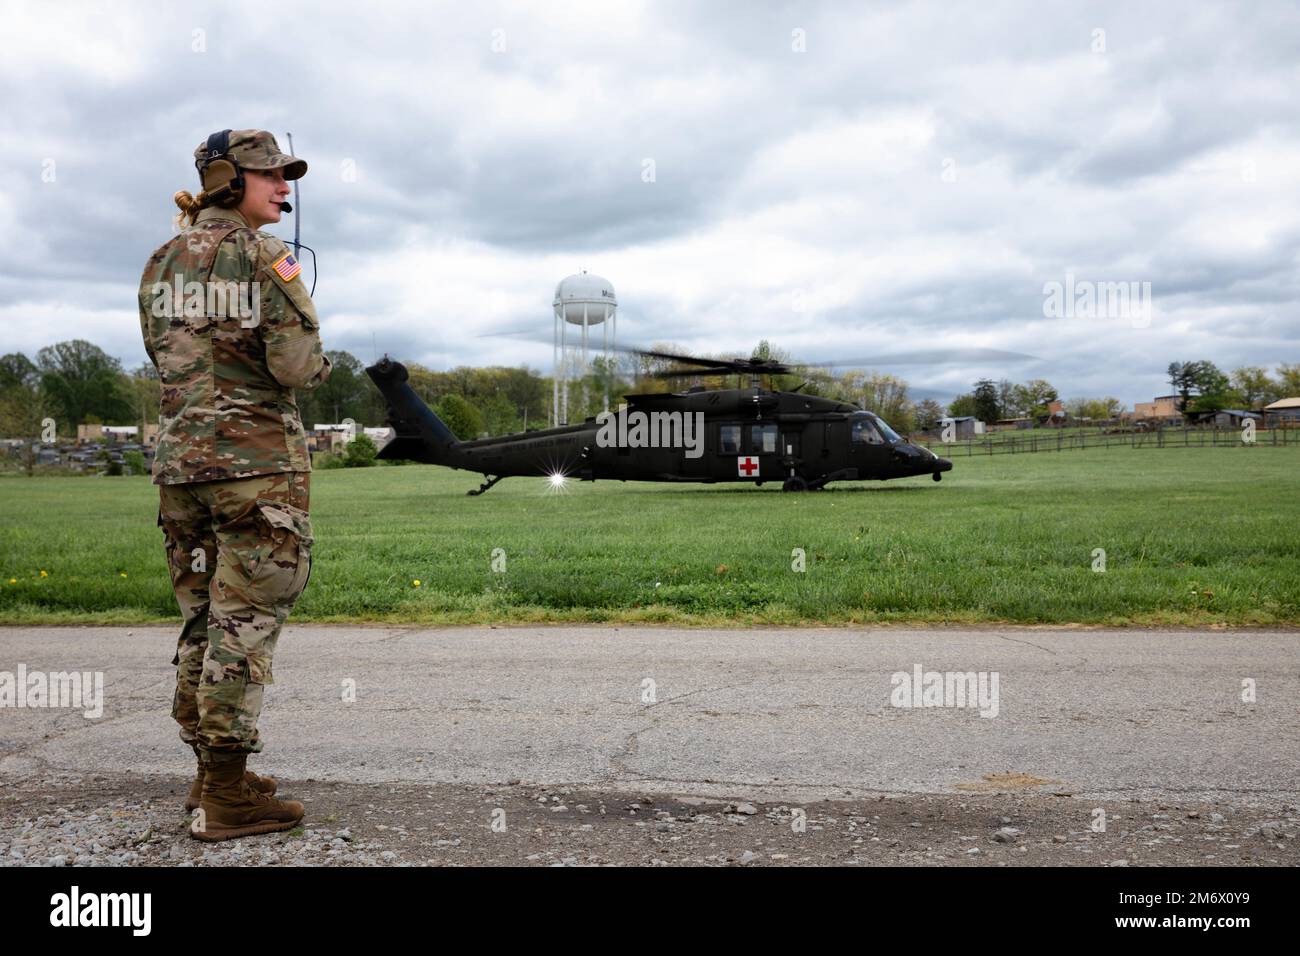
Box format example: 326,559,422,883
271,252,301,283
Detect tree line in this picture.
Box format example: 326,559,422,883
4,340,1297,446
1165,361,1299,415
0,340,560,443
942,361,1299,426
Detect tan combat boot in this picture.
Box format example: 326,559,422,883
184,751,278,812
190,755,304,842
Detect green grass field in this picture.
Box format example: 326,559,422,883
2,446,1298,626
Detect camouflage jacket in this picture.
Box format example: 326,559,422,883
138,207,331,484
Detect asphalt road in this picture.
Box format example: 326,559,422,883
3,625,1296,800
1,626,1296,866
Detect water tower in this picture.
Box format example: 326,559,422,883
553,271,617,426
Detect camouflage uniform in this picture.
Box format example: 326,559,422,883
139,132,330,764
158,472,311,758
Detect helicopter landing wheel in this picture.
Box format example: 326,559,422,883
782,475,808,493
932,472,942,482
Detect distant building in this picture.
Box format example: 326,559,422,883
78,424,114,442
1039,399,1067,427
1133,395,1183,423
938,416,985,439
77,423,159,445
1210,409,1262,428
309,424,350,454
1263,397,1300,425
310,424,392,454
993,417,1034,431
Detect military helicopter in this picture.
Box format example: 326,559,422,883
364,345,954,494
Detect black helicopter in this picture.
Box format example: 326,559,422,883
364,346,953,494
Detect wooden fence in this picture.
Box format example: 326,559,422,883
910,427,1295,457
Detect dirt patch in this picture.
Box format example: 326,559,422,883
1,772,1296,866
954,772,1063,792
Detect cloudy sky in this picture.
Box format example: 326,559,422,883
2,0,1297,406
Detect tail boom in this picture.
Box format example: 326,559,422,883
365,358,461,464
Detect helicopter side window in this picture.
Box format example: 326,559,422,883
748,423,778,454
852,417,885,445
719,424,742,454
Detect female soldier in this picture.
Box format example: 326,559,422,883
139,129,332,841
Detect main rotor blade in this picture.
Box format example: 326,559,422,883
612,344,755,370
472,335,1040,376
651,366,789,379
474,328,554,345
613,343,804,379
792,348,1041,368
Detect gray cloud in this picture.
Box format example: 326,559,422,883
0,0,1296,408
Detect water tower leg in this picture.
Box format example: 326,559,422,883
580,306,589,418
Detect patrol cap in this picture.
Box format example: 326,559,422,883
193,129,308,180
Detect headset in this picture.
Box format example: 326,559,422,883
196,129,244,208
196,128,314,292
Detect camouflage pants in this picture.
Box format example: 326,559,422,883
157,472,313,764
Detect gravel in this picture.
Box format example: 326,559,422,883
1,771,1296,867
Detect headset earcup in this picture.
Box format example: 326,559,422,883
202,158,243,207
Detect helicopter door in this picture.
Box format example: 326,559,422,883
747,423,778,471
780,428,802,476
699,421,743,482
850,415,890,475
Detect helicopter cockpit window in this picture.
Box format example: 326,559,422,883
874,416,903,443
719,424,742,454
749,423,778,454
851,417,885,445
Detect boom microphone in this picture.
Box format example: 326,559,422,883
279,199,293,213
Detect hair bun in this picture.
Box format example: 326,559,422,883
172,189,207,228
